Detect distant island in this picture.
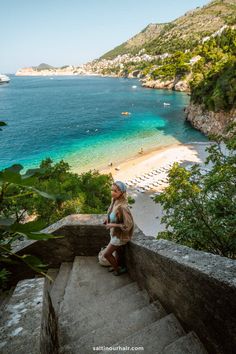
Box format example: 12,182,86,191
15,62,96,76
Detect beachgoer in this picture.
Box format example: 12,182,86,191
139,147,143,154
103,181,134,276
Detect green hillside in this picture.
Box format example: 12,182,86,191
32,63,55,71
101,0,236,59
190,27,236,111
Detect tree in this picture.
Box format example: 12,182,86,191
190,28,236,111
0,156,113,288
0,125,63,287
22,159,113,223
0,162,60,288
155,125,236,259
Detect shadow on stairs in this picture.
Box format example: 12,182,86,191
48,256,207,354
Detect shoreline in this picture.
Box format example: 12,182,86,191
71,142,180,175
97,140,212,236
71,141,212,180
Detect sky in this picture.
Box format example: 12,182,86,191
0,0,210,73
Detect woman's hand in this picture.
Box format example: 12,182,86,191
105,223,118,229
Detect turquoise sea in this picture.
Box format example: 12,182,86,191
0,76,208,172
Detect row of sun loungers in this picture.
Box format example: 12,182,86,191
127,161,209,198
125,162,177,193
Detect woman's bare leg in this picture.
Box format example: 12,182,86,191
103,244,120,271
116,246,125,267
114,250,120,267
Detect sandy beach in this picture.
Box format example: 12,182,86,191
100,142,212,181
100,141,213,237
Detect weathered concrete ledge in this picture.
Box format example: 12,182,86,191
21,214,110,262
126,232,236,354
8,214,110,284
0,277,58,354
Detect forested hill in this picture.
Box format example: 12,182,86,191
101,0,236,60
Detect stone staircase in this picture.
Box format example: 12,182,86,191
48,256,207,354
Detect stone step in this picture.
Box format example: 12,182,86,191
99,314,186,354
69,256,131,290
70,256,120,282
59,284,153,344
46,268,59,292
50,262,72,313
61,281,141,318
60,256,131,314
162,331,208,354
63,300,167,354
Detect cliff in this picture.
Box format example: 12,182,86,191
185,103,236,137
141,74,191,92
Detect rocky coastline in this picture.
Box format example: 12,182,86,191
185,103,236,137
141,74,191,93
15,64,234,138
16,67,191,93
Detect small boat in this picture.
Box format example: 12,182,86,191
121,112,131,116
0,74,10,84
163,102,170,106
132,85,137,88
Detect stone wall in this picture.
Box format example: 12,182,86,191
126,230,236,354
7,214,110,285
40,277,59,354
0,277,59,354
7,214,236,353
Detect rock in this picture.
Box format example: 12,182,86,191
132,70,140,78
185,103,236,137
142,79,175,90
174,79,190,92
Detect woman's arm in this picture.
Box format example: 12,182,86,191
105,222,119,229
116,207,134,232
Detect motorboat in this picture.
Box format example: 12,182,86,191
121,112,131,116
0,74,10,84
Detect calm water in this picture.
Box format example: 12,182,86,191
0,76,208,172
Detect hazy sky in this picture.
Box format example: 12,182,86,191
0,0,210,73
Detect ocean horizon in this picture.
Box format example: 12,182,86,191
0,75,208,173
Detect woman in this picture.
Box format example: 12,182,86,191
103,180,134,276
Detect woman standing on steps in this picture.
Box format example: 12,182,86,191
103,181,134,276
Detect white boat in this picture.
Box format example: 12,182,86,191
163,102,170,106
0,74,10,84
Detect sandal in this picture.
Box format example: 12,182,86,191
113,267,127,276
